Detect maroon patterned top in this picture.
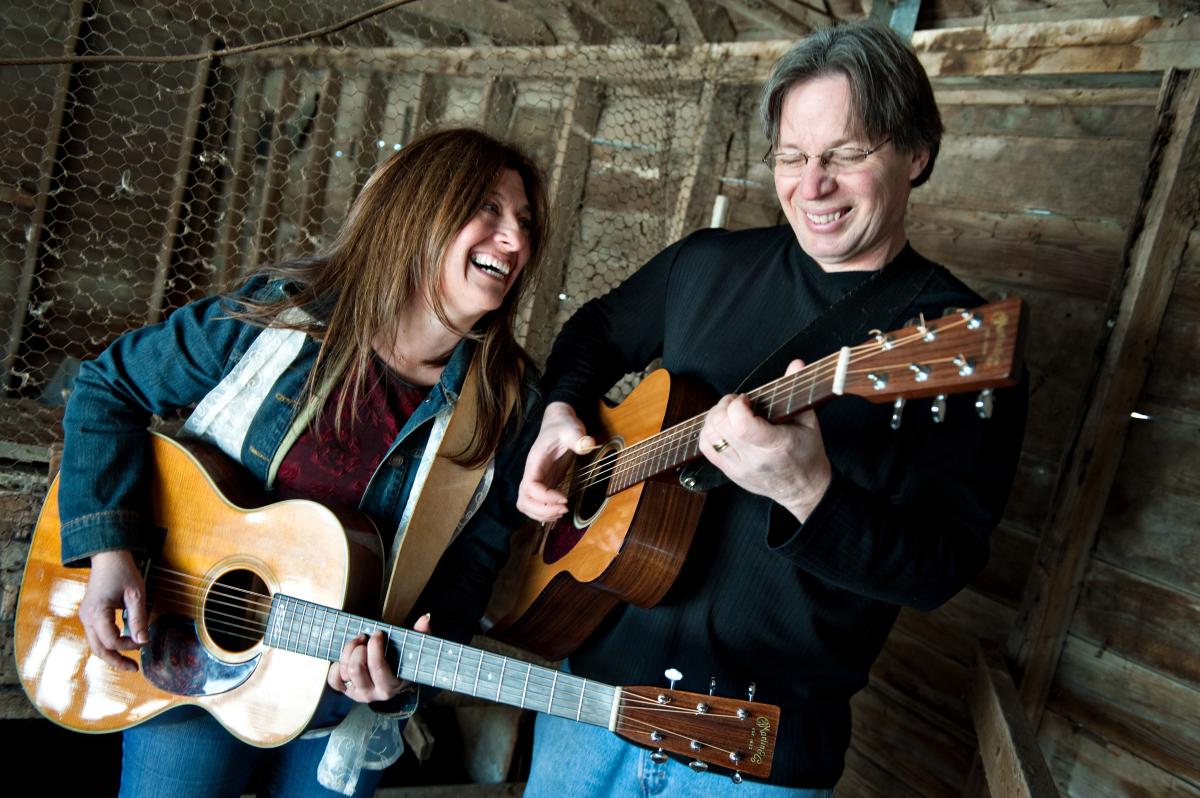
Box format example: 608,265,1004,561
275,358,427,509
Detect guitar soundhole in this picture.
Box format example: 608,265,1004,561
542,442,620,565
203,568,270,654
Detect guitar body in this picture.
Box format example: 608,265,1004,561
14,433,383,746
493,369,713,659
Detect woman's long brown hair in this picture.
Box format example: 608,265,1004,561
233,127,549,467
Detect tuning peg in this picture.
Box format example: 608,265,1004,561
953,354,975,377
731,771,744,784
664,668,681,690
747,682,756,703
890,397,905,430
976,388,994,419
931,394,947,424
649,730,668,763
688,759,708,772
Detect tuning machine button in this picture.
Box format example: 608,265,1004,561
908,363,930,382
891,398,906,430
658,667,681,704
688,760,708,772
976,387,994,419
953,354,975,376
931,394,947,424
650,749,668,764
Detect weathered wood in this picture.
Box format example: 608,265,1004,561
667,80,718,241
249,16,1200,81
843,742,926,798
850,685,973,797
216,61,262,289
1047,635,1200,786
350,70,389,202
1007,69,1200,726
1040,710,1200,798
297,69,342,256
1070,559,1200,689
1094,408,1200,595
518,78,604,362
480,75,518,137
970,642,1060,798
147,34,219,325
894,588,1017,669
906,203,1126,301
250,69,300,270
3,0,86,389
923,135,1146,221
869,627,973,738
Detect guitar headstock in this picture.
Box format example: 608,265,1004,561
840,296,1025,403
614,686,779,779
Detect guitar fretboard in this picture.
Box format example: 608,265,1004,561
265,595,617,728
606,355,839,494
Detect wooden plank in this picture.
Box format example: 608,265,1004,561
250,16,1200,82
850,685,973,797
480,75,518,138
940,103,1152,140
217,61,264,288
147,34,218,325
518,79,604,363
3,0,86,387
893,587,1018,668
922,135,1146,221
970,643,1060,798
1040,710,1200,798
667,81,718,241
350,70,389,203
906,203,1126,301
250,69,300,270
842,742,925,798
1047,635,1200,786
1094,409,1200,595
1007,69,1200,727
869,627,973,738
297,68,342,257
1070,559,1200,690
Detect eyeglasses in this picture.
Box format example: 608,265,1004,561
762,137,892,176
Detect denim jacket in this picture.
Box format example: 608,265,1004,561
59,277,539,646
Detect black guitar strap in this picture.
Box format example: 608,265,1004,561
678,246,939,493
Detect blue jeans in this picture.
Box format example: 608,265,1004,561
119,694,384,798
525,713,836,798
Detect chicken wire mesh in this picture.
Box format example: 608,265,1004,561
0,0,786,463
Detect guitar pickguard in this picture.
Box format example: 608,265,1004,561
141,614,259,697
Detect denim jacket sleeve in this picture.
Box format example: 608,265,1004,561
58,291,268,566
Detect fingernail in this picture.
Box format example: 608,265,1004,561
421,613,431,623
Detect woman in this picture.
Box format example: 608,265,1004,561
58,128,548,797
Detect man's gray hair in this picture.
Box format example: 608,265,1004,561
759,21,943,187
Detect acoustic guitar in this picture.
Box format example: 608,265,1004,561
490,297,1026,659
14,433,778,780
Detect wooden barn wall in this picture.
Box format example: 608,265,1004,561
2,10,1199,798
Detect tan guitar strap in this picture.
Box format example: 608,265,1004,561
379,355,492,625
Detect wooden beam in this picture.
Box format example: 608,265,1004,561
250,15,1200,81
297,69,343,256
969,643,1060,798
216,61,264,289
398,0,555,45
668,81,719,241
518,79,605,363
1006,69,1200,726
480,76,518,138
660,0,707,45
250,70,300,270
3,0,86,390
147,34,220,325
718,0,813,36
351,70,389,199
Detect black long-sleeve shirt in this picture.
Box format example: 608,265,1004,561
543,225,1028,787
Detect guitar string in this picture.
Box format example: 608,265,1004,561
138,574,767,763
568,315,978,495
569,321,963,494
140,570,751,718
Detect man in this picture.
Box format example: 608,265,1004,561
516,21,1027,795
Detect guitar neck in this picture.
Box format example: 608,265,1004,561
265,594,617,728
608,353,839,493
